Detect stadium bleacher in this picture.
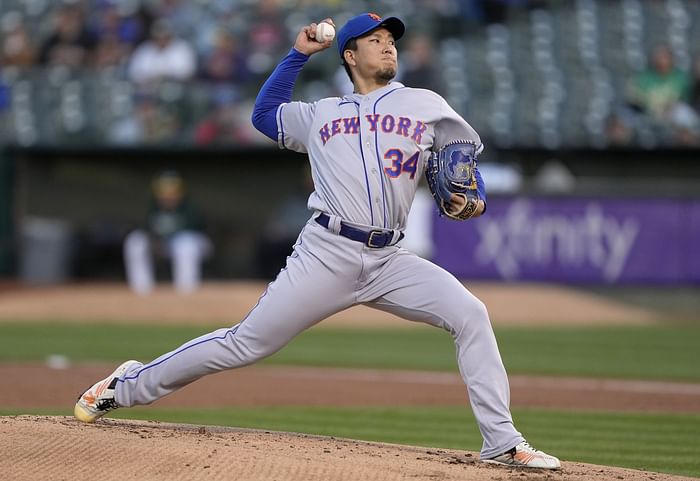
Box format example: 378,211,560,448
0,0,698,148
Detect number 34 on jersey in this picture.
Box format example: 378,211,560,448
318,113,427,181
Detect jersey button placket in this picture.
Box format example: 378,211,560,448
361,101,381,226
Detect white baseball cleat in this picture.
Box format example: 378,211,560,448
74,360,139,423
482,441,561,469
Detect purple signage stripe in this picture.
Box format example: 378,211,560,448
690,202,700,282
432,197,700,284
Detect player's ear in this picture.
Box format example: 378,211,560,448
344,49,356,67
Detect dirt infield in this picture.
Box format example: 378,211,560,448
3,363,700,413
1,416,696,481
0,281,662,326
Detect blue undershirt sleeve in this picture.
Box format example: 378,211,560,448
251,48,310,141
474,168,486,202
474,167,487,212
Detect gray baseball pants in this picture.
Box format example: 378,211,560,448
115,217,523,458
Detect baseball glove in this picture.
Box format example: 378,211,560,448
425,140,485,221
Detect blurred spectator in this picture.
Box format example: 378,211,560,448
128,19,196,85
38,4,95,68
604,111,636,147
193,87,250,145
124,170,212,295
93,33,129,69
1,11,35,68
90,2,144,69
145,0,200,42
91,2,144,46
108,93,180,144
627,46,699,143
199,29,250,84
397,33,444,94
245,0,286,77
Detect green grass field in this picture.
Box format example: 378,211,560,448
2,322,700,477
1,323,699,381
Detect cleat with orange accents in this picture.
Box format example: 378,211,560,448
74,360,139,423
482,441,560,469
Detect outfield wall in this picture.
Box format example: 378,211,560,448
2,146,699,283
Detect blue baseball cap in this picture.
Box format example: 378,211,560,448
337,13,405,60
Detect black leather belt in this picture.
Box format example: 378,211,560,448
315,213,404,248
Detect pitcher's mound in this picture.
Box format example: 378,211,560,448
0,416,694,481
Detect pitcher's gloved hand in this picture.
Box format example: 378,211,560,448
426,140,486,221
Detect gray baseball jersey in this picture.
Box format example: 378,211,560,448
114,81,524,459
279,82,480,231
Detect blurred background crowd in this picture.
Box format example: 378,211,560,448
0,0,699,149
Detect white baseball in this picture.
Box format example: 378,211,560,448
315,22,335,43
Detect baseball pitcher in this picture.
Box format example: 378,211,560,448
75,13,560,470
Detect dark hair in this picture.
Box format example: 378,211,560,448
341,37,358,82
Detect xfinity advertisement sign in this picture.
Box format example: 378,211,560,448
433,198,700,283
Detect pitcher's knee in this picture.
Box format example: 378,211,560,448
448,298,491,337
471,299,490,325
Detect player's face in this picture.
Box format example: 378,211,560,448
353,28,397,83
